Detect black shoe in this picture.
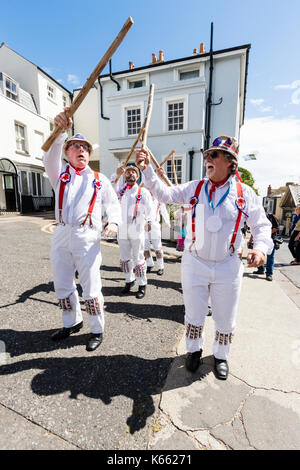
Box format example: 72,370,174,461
253,270,265,275
136,285,146,299
185,350,202,372
121,281,135,294
157,269,164,276
86,333,103,351
266,275,273,281
51,321,83,341
214,357,229,380
147,266,152,273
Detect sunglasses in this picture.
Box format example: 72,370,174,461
204,151,220,160
68,142,90,152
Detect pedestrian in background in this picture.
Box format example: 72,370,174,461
289,205,300,265
253,209,280,280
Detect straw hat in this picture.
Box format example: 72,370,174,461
63,133,93,154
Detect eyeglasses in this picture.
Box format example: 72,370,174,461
68,142,90,152
204,151,220,160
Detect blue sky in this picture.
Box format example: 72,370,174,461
1,0,300,194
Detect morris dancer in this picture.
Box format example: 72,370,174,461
136,136,273,380
144,194,170,275
112,164,153,299
43,110,121,351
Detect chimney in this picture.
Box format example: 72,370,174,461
193,48,198,55
129,61,134,70
199,43,205,53
267,184,272,196
152,53,157,64
158,50,164,62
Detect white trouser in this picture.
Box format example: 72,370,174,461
181,251,244,360
118,236,147,286
144,222,164,269
50,224,104,334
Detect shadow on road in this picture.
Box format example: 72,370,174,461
0,345,173,434
0,282,57,309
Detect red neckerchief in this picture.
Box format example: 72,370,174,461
209,176,230,199
126,183,134,190
69,163,86,176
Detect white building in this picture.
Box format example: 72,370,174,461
0,43,72,212
74,44,250,183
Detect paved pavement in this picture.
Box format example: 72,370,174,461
0,212,299,450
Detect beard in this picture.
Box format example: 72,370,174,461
126,176,136,184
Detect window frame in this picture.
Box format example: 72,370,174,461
5,75,19,102
15,122,28,154
125,74,149,90
173,64,203,82
62,95,68,108
20,170,30,195
47,83,56,102
165,154,185,184
163,95,188,133
122,101,144,137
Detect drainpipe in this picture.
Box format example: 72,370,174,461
204,22,214,152
188,150,195,181
109,59,121,90
98,76,110,120
203,22,222,176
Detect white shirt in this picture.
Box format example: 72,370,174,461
43,133,121,231
112,180,154,239
142,166,273,262
150,194,170,225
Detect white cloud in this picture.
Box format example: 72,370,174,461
249,98,272,114
261,106,272,113
250,98,265,106
274,80,300,90
274,80,300,105
239,116,300,196
67,74,80,85
291,88,300,105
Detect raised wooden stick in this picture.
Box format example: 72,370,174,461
159,149,175,167
171,151,178,185
115,84,155,182
42,17,134,152
145,146,172,187
141,85,154,148
114,123,145,183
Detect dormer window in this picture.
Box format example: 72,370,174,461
5,76,18,101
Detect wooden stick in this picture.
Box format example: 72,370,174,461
138,84,155,170
171,151,178,185
159,149,175,167
141,84,155,148
42,17,134,152
114,123,145,183
145,146,172,187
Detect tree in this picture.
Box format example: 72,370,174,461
238,166,259,195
